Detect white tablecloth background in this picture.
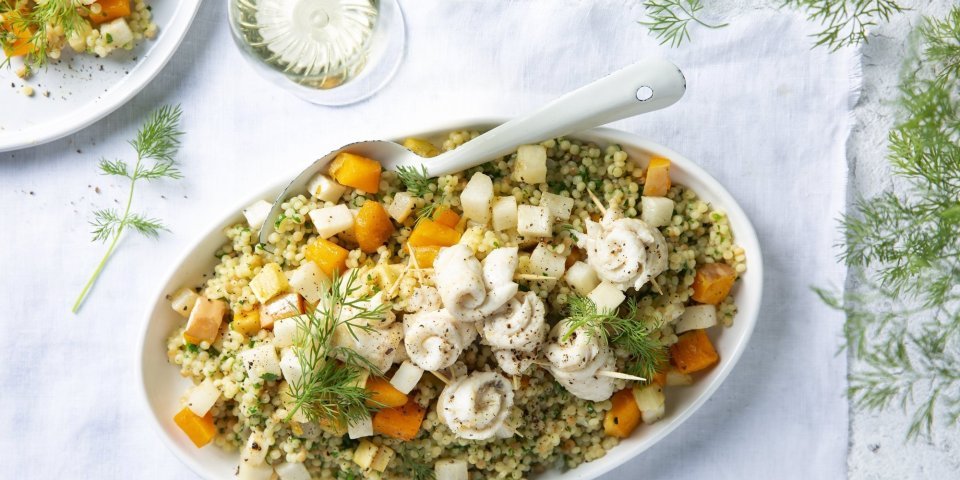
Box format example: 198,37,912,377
0,1,854,478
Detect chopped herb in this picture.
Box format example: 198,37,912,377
185,343,200,353
261,372,280,381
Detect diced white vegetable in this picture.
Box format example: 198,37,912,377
348,414,373,439
641,196,675,228
170,287,199,318
260,292,303,329
184,296,227,344
352,368,371,389
632,384,666,424
307,172,347,203
186,379,220,417
491,196,518,231
242,430,269,466
529,243,566,279
460,172,494,225
665,369,693,386
370,445,395,473
435,459,469,480
100,18,133,46
514,144,547,184
287,261,328,304
516,204,551,237
588,282,625,312
279,347,303,386
675,305,717,333
242,200,273,230
390,361,424,394
309,204,355,239
273,317,300,348
540,192,574,221
275,462,311,480
353,440,379,468
564,261,600,296
237,462,274,480
387,192,417,223
249,263,290,303
239,344,282,379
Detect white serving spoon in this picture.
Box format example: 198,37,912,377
259,58,686,244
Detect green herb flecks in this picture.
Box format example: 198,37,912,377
562,295,667,380
1,0,86,68
396,165,434,198
816,6,960,441
396,452,435,480
784,0,905,51
72,105,184,313
285,270,387,427
639,0,728,48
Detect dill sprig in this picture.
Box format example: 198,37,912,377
562,295,667,380
285,269,388,427
639,0,728,48
72,105,183,313
1,0,87,68
817,7,960,441
784,0,905,51
395,452,435,480
396,165,434,197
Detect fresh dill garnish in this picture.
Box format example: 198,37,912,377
72,105,183,313
1,0,87,68
415,202,439,224
396,165,434,197
783,0,905,51
816,6,960,441
285,269,388,427
639,0,728,48
562,295,667,380
395,452,435,480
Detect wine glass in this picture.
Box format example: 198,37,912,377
228,0,405,106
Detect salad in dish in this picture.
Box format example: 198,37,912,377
1,0,156,72
163,131,745,479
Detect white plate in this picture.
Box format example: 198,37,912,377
0,0,203,152
138,121,764,479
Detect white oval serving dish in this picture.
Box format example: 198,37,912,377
138,120,763,479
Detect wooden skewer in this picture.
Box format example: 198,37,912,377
598,370,647,382
515,274,558,281
406,243,425,284
430,370,451,385
587,188,607,215
650,277,663,296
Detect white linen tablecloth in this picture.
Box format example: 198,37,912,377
0,1,855,478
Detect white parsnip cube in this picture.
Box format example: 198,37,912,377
242,200,273,230
239,344,282,379
435,459,469,480
588,282,625,312
237,462,274,480
370,445,395,473
540,192,574,221
272,317,301,348
259,292,303,329
514,144,547,184
307,172,347,203
242,430,269,466
353,440,379,469
460,172,494,225
387,192,416,223
492,196,518,231
665,369,693,386
250,263,290,303
275,463,311,480
516,204,551,237
675,305,717,334
287,261,328,304
529,244,566,279
641,196,675,228
349,416,374,440
632,384,666,424
186,379,220,417
279,347,304,387
390,361,424,394
100,18,134,46
309,204,355,239
564,261,600,296
170,287,199,318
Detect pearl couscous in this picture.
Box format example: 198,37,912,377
165,131,745,479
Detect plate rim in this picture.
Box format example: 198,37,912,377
0,0,204,152
137,119,764,479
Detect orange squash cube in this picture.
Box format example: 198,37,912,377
355,201,395,253
411,245,441,268
643,157,671,197
603,389,642,438
304,237,349,277
88,0,131,24
328,152,382,194
372,399,426,441
691,262,737,305
365,376,409,408
407,219,460,248
1,11,35,57
173,407,217,448
670,329,719,374
432,207,460,228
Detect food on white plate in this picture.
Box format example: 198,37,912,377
164,133,745,478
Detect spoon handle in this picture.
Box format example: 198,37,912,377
425,58,686,178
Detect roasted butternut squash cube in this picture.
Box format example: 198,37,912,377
173,407,216,448
691,262,737,305
231,308,262,337
670,329,719,374
304,237,350,277
88,0,132,24
407,219,460,248
1,11,35,57
329,152,382,194
604,388,642,438
402,137,440,158
411,245,441,268
642,157,671,197
355,200,395,253
432,206,460,229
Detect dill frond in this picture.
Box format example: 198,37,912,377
395,452,435,480
3,0,87,68
784,0,905,51
639,0,728,48
396,165,434,197
563,295,667,380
